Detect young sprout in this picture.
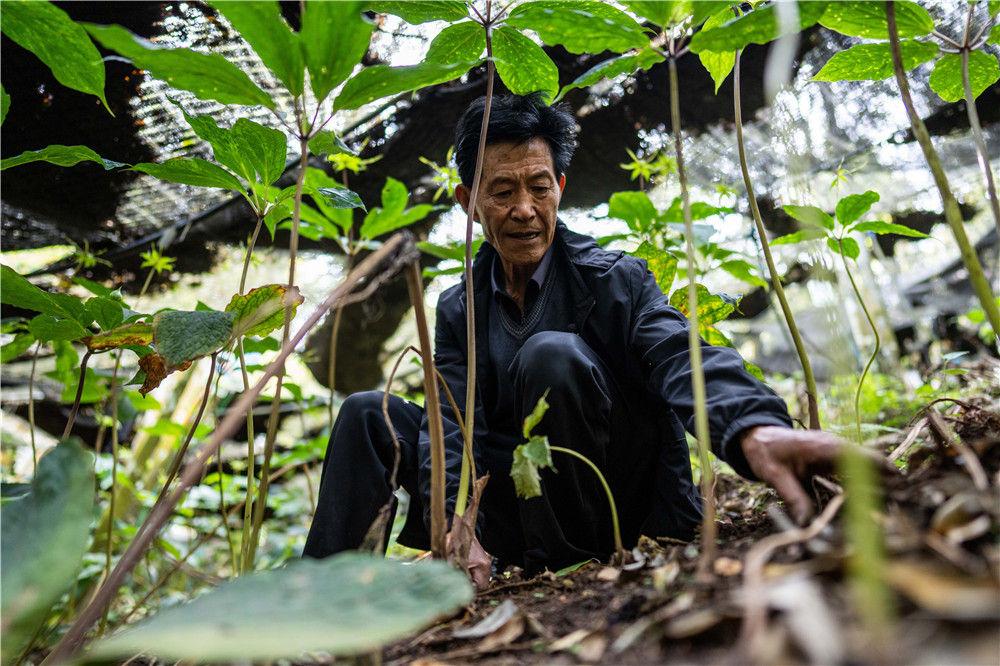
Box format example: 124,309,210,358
418,146,462,202
618,147,676,189
511,393,625,562
774,190,928,441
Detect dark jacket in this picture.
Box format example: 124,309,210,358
416,221,792,533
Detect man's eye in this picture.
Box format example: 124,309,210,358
494,190,512,198
532,186,549,194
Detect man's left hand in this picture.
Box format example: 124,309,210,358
739,425,843,525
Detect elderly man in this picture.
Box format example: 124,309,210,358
304,94,840,583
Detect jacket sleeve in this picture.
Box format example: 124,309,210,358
626,260,792,480
416,303,478,532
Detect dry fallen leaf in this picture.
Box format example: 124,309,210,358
713,556,743,577
886,560,1000,619
596,567,620,582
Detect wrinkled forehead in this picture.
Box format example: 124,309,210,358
481,137,558,181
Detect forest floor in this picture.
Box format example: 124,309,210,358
386,390,1000,665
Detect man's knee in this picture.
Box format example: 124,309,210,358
514,331,593,389
338,390,384,423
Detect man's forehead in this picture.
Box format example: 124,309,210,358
483,138,557,178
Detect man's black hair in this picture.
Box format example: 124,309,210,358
453,92,578,187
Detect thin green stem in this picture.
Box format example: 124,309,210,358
886,1,999,335
159,354,218,493
98,354,122,637
28,341,40,475
550,446,623,560
961,48,1000,233
838,240,879,444
62,350,93,440
669,56,716,580
735,50,821,429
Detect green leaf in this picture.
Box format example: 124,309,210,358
27,314,87,342
83,23,273,108
990,24,1000,45
851,220,929,238
225,284,304,339
782,204,835,230
315,186,366,212
1,1,109,111
835,190,879,225
89,553,473,661
929,51,1000,102
300,0,373,101
698,9,737,93
622,0,706,28
608,190,657,232
426,21,485,65
632,242,678,293
511,436,554,499
360,177,438,238
368,1,469,23
210,1,304,96
335,60,474,111
492,26,559,104
991,1,1000,17
83,321,154,351
1,265,77,318
152,310,234,368
829,235,860,260
670,283,735,326
813,40,939,82
1,333,35,363
308,130,355,157
720,259,767,288
86,295,125,330
689,2,829,53
507,1,648,55
522,393,550,439
1,440,95,665
1,84,10,125
770,228,827,245
176,107,287,187
0,144,123,171
133,158,245,192
556,47,664,101
818,0,934,38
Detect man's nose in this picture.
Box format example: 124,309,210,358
510,188,534,222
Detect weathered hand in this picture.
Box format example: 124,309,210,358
740,425,843,525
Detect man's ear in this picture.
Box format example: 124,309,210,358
455,184,474,218
558,174,566,193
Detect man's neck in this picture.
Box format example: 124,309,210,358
502,260,539,312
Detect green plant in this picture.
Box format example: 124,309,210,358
773,190,928,441
511,394,625,562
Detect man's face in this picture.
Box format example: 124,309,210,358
456,137,566,272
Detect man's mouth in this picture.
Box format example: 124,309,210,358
507,231,541,241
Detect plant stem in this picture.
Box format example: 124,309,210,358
838,241,879,444
406,261,448,558
244,130,309,571
886,1,1000,334
97,356,121,637
62,350,93,440
456,15,495,517
734,50,821,429
669,56,716,580
961,48,1000,233
43,233,416,665
550,446,624,560
160,353,218,493
28,341,40,475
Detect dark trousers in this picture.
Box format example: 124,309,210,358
303,331,702,573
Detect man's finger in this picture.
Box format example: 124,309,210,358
764,464,815,526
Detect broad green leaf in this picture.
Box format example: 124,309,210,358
300,1,373,101
49,292,94,327
225,284,304,339
1,84,10,125
83,23,273,108
813,40,939,82
1,1,109,111
522,393,550,439
689,2,829,53
829,235,860,260
0,145,124,171
176,107,287,187
1,440,94,665
27,314,87,342
73,276,116,297
360,177,421,238
511,436,554,499
86,296,125,330
660,197,733,223
698,9,737,93
720,259,767,288
851,220,929,238
990,24,1000,45
507,1,648,55
335,61,475,111
315,186,365,211
89,553,473,661
1,333,35,363
669,283,735,326
556,47,664,101
991,1,1000,17
83,321,154,351
0,265,81,318
152,310,234,368
632,242,678,293
782,204,835,230
210,1,304,96
133,158,245,192
368,1,469,24
818,0,934,38
361,204,438,239
621,0,707,28
770,228,827,245
835,190,879,225
308,130,355,157
608,190,657,232
425,21,485,64
929,51,1000,102
492,26,559,104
